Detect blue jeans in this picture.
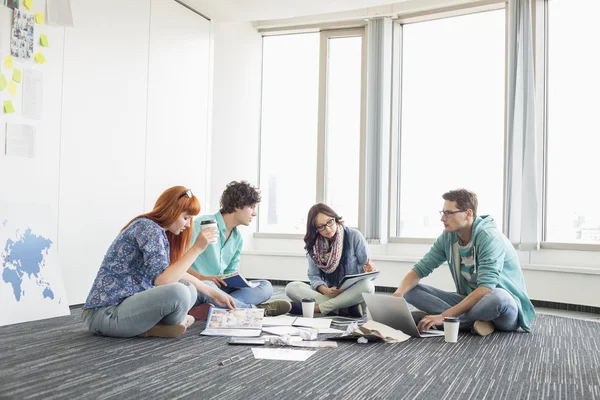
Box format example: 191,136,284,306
195,279,273,309
84,282,197,338
404,283,519,331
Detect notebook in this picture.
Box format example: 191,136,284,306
336,271,380,290
220,272,259,288
362,293,445,338
200,307,264,337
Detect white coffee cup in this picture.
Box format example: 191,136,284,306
443,317,460,343
200,220,218,244
301,297,316,318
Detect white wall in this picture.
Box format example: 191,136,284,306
1,0,212,305
208,21,262,247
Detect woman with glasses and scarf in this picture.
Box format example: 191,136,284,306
82,186,236,338
285,203,377,317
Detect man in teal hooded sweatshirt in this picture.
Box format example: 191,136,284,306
393,189,536,336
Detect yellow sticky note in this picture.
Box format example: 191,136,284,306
12,69,22,83
0,75,7,91
4,101,15,114
34,52,47,64
35,11,44,24
24,0,33,10
40,34,49,47
8,82,17,96
4,56,13,70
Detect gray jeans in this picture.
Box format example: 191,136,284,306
285,279,375,315
84,282,197,338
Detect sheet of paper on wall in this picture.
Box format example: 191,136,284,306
8,81,17,96
34,52,46,64
47,0,74,27
24,0,33,10
40,34,49,47
6,0,19,10
12,68,21,83
22,69,43,120
4,100,15,114
35,11,44,24
4,56,13,70
0,75,7,91
11,10,35,60
5,124,36,158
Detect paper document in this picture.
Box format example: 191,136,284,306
47,0,74,27
5,124,36,158
22,69,43,119
293,317,332,329
262,315,297,326
337,271,380,291
360,320,411,342
251,348,316,361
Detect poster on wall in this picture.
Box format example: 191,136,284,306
0,202,70,326
11,9,34,60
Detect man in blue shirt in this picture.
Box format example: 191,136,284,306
188,181,291,316
393,189,536,336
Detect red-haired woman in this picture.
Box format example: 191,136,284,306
82,186,235,338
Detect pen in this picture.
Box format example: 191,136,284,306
218,355,244,366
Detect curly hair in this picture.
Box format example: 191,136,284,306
220,181,261,214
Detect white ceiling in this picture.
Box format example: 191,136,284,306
182,0,405,22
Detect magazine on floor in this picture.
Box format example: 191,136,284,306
200,307,264,337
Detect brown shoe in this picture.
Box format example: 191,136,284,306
189,303,213,320
139,323,187,338
257,300,292,316
472,320,495,336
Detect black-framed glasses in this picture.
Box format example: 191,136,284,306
315,218,336,232
439,210,466,217
178,189,192,200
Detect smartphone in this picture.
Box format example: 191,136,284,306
227,337,266,345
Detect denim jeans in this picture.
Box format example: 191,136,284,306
194,279,273,309
285,279,375,315
404,283,519,331
84,282,197,338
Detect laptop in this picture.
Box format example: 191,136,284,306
362,293,445,338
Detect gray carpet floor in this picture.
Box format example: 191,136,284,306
1,298,600,399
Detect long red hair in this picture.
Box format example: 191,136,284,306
122,186,201,264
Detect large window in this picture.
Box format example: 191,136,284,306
259,31,364,234
545,0,600,243
397,10,505,238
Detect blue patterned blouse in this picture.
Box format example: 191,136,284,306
83,218,170,309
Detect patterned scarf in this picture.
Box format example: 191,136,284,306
311,224,345,274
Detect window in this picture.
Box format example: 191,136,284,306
545,0,600,243
258,33,320,234
396,10,505,238
259,30,365,233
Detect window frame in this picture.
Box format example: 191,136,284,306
257,27,367,235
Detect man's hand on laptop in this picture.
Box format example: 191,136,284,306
417,314,444,332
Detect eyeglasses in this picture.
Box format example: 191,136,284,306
178,189,192,200
439,210,466,217
315,218,335,232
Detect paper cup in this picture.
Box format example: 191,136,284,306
200,220,218,244
301,297,315,318
443,317,460,343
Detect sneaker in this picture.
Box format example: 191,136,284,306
472,320,495,336
139,323,187,338
184,315,195,328
348,304,363,318
257,300,292,316
188,303,213,321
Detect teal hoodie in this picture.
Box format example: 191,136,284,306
412,215,536,332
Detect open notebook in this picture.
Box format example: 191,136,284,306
200,307,264,337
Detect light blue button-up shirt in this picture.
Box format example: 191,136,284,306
190,211,242,276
